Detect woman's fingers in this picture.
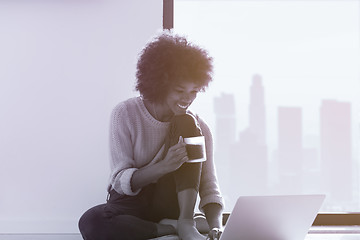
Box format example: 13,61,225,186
171,140,186,150
173,148,188,162
165,142,189,167
169,142,187,156
207,228,222,240
163,137,191,170
180,154,189,163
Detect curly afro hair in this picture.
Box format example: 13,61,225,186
135,31,213,103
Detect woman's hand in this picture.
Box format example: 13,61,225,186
203,203,223,240
207,228,222,240
131,136,188,192
161,136,189,173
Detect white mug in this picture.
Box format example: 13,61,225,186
183,136,207,163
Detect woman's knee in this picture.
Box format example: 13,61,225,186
172,114,197,127
171,114,201,138
79,205,158,240
79,205,106,240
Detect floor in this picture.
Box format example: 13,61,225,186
0,234,183,240
1,227,360,240
0,234,82,240
2,234,360,240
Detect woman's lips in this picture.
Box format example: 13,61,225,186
177,103,190,109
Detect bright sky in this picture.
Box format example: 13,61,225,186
174,0,360,150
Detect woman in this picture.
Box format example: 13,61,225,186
78,31,224,240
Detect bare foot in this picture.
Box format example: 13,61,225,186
159,218,178,231
177,219,206,240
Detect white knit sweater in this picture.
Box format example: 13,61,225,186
108,97,224,211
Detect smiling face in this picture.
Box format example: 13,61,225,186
162,81,202,117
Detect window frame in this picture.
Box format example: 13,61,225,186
221,212,360,226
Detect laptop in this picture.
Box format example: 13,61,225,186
219,194,325,240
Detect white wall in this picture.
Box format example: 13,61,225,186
0,0,162,233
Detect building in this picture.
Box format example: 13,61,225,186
277,106,303,193
320,100,352,204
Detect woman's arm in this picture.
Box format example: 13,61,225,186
203,203,223,230
197,117,224,210
110,100,192,196
196,116,224,239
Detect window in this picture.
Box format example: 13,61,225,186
170,0,360,212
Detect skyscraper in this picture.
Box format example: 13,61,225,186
214,93,236,157
320,100,352,203
229,75,268,197
277,106,303,192
249,74,266,146
213,93,236,197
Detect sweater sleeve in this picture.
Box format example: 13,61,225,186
197,117,225,212
108,103,141,196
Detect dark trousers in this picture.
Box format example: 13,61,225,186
78,114,203,240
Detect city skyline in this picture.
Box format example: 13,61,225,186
211,75,358,212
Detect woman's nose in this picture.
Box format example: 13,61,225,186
181,92,193,102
